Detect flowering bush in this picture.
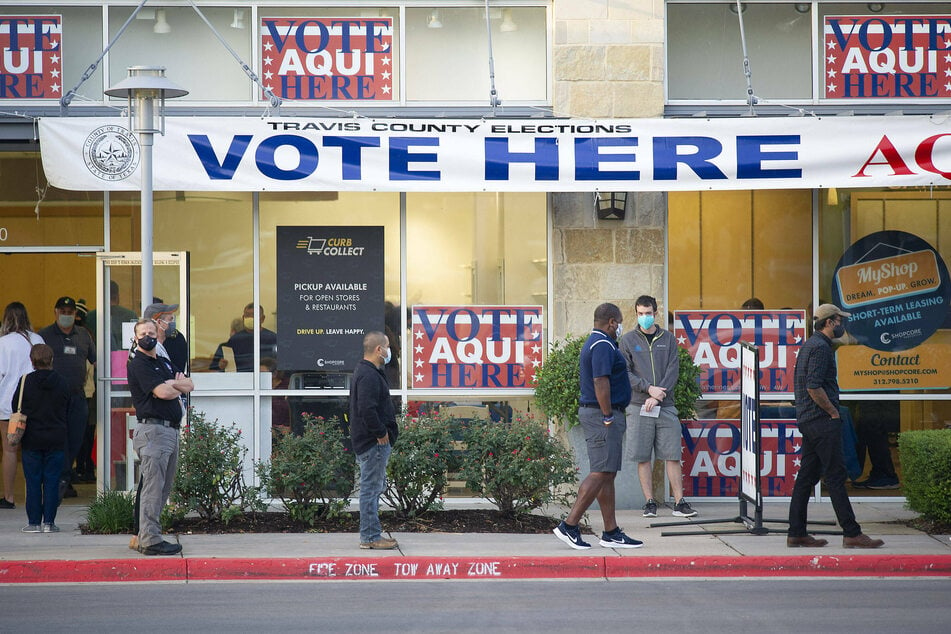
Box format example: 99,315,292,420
460,416,577,517
256,414,356,525
170,409,265,524
383,412,455,517
531,335,585,428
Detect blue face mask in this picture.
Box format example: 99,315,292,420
382,346,392,365
637,314,655,331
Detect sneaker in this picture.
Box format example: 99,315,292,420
137,540,183,556
41,523,60,533
553,521,592,550
21,524,41,533
599,527,644,549
359,537,399,550
672,499,698,518
865,477,900,490
0,499,14,509
843,534,884,549
642,499,657,518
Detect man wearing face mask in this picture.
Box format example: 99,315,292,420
39,297,96,499
349,331,399,550
127,319,193,556
619,295,697,519
219,304,278,372
144,303,188,374
787,304,884,549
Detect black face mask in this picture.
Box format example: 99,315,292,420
137,335,158,351
832,318,847,339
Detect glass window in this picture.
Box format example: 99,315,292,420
667,3,813,101
405,6,548,103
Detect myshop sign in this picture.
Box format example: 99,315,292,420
39,115,951,192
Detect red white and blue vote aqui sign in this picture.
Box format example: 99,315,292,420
0,15,61,99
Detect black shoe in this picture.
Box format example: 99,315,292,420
138,540,183,556
0,499,15,509
62,484,78,499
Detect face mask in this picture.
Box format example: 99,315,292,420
832,319,847,339
244,317,255,330
637,314,655,331
381,347,392,365
166,319,176,333
614,322,623,338
57,314,75,329
137,335,158,351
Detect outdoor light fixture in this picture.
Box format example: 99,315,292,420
595,192,628,220
729,3,747,14
231,9,245,29
153,8,171,34
104,66,188,312
500,9,518,32
427,10,442,29
867,3,884,12
794,3,811,13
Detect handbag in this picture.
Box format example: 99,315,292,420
6,373,27,446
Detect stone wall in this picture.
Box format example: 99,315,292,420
551,0,668,339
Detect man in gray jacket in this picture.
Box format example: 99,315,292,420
619,295,697,519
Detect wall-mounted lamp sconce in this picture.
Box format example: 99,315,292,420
154,8,171,34
595,192,628,220
500,9,518,32
794,3,811,13
231,9,245,29
729,3,747,14
867,3,885,12
427,10,443,29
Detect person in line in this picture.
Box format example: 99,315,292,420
86,280,138,352
0,302,46,509
787,304,884,549
620,295,697,519
144,302,188,374
209,317,243,372
554,303,644,550
349,331,399,550
73,299,97,483
38,297,95,500
127,319,193,556
211,304,277,372
14,344,70,533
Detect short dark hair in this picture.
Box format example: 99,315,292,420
635,295,657,312
363,331,387,354
593,303,621,325
30,343,54,369
742,297,765,310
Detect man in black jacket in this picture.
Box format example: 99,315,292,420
349,331,399,550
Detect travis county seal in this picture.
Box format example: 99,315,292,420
83,125,140,181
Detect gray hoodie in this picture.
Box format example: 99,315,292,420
619,326,679,410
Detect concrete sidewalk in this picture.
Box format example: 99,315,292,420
1,500,949,583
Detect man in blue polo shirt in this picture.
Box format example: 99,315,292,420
553,303,643,550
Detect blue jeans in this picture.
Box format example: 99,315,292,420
22,449,65,525
356,443,391,543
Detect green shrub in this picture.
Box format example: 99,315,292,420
531,335,585,428
383,411,455,517
674,346,703,421
170,409,266,524
898,429,951,524
257,414,356,525
84,489,135,534
460,416,577,517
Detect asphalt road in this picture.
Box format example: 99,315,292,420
3,578,948,633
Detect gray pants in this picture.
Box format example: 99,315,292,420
132,424,179,548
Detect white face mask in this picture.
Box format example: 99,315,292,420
381,346,392,365
614,322,623,338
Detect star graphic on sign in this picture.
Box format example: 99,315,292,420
531,344,541,355
414,372,423,383
827,69,837,79
50,54,60,64
264,84,274,93
50,69,60,78
415,344,423,354
414,329,424,339
945,82,951,92
677,335,686,345
945,53,951,63
381,71,391,80
382,56,391,66
827,39,837,50
794,335,802,343
793,458,801,468
381,85,391,95
51,83,60,93
263,55,273,66
827,54,836,64
264,71,273,80
415,358,423,368
793,443,801,453
945,68,951,78
532,359,541,367
263,41,273,51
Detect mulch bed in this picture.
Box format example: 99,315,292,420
166,509,560,535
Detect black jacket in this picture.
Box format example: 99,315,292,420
348,359,398,455
12,369,69,452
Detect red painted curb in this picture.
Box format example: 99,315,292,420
2,555,950,583
186,556,606,581
0,559,186,584
606,555,951,578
